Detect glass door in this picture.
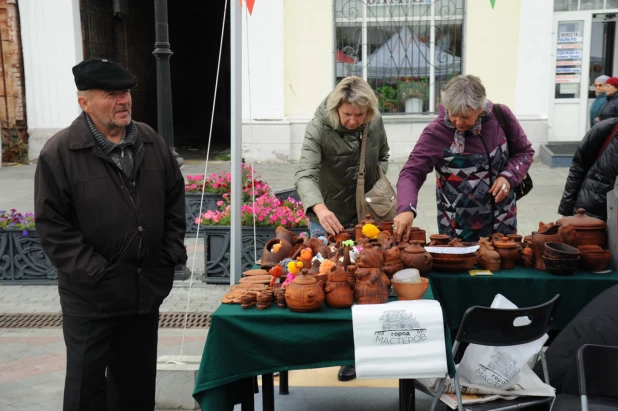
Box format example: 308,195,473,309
549,12,593,141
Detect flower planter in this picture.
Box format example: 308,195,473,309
0,229,57,284
202,226,307,284
185,193,225,234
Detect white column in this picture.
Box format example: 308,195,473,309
19,0,83,159
241,0,284,119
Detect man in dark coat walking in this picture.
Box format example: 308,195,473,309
34,59,187,410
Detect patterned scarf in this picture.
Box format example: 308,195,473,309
85,113,137,179
444,104,490,154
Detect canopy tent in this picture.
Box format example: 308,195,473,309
340,26,461,79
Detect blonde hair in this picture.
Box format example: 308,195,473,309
326,76,378,129
441,74,487,115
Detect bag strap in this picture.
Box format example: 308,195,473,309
356,127,368,221
493,103,511,153
595,122,618,160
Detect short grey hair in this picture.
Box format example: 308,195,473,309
441,74,487,115
326,76,378,129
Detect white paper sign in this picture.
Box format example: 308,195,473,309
556,60,582,66
556,67,581,73
557,43,583,49
557,50,582,59
560,83,579,94
556,75,581,83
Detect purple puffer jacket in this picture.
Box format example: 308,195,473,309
396,102,534,240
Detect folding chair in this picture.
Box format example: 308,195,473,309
550,344,618,410
423,294,561,411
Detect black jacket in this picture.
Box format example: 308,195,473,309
599,93,618,121
533,285,618,395
34,113,187,318
558,118,618,221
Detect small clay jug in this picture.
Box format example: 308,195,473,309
355,222,366,241
409,227,427,245
360,214,376,226
284,268,324,312
380,219,395,234
521,247,535,268
324,265,354,308
429,234,450,246
493,237,518,270
400,241,433,275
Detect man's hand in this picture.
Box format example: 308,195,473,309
393,211,415,242
313,204,344,235
490,176,511,203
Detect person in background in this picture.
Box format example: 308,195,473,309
598,77,618,122
590,75,609,127
394,75,535,242
295,75,390,381
34,59,187,410
558,117,618,221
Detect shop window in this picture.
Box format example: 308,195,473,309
554,0,618,11
334,0,464,114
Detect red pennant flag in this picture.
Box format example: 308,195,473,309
238,0,255,15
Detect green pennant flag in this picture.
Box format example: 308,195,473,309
490,0,496,8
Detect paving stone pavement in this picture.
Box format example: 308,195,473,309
0,158,570,410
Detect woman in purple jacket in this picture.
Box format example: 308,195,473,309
393,75,534,242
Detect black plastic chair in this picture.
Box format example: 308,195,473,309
550,344,618,411
423,294,561,411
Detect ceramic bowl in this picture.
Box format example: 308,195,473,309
542,255,579,275
579,250,611,272
544,242,580,259
392,277,429,300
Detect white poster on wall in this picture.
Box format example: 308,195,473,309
557,50,582,59
556,75,581,83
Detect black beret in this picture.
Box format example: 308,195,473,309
72,58,138,91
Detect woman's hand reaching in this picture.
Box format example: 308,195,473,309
393,210,415,242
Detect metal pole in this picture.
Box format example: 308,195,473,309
153,0,183,166
230,0,242,285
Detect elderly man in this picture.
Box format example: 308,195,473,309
34,59,187,410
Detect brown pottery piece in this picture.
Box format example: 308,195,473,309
492,237,518,270
260,238,293,269
284,268,324,312
521,247,535,268
531,223,577,270
380,220,394,234
275,226,304,246
382,245,404,278
477,237,501,272
324,265,354,308
429,234,450,246
353,267,390,304
579,249,611,272
555,208,607,248
400,241,433,275
408,227,427,245
392,277,429,300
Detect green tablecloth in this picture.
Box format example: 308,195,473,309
193,281,455,411
426,268,618,330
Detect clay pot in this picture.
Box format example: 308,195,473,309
477,237,501,272
360,214,376,226
521,247,535,268
380,219,395,234
324,265,354,308
292,238,331,260
392,277,429,300
377,230,393,245
355,246,385,269
544,242,580,259
409,227,427,245
531,223,577,270
284,269,325,312
400,241,433,275
580,249,612,272
429,234,450,246
355,223,365,241
556,208,608,248
260,239,293,269
307,259,321,276
382,246,404,278
354,267,390,304
432,255,478,272
493,237,518,270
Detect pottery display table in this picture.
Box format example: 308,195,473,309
425,267,618,331
193,281,455,411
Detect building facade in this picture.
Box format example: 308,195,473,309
13,0,618,164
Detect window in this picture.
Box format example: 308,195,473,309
554,0,618,12
335,0,464,114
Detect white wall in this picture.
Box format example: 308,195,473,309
19,0,83,159
241,0,285,120
514,1,553,118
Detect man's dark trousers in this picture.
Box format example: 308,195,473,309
62,313,159,411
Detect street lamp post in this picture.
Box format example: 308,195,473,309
152,0,183,166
